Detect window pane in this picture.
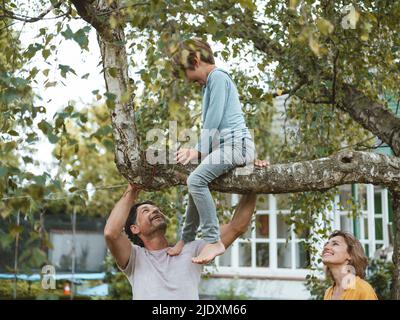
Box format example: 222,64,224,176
340,215,353,233
364,244,369,257
364,218,369,239
256,243,269,267
239,242,252,267
256,195,269,210
219,245,232,267
277,243,291,268
358,185,367,210
374,192,382,214
276,194,290,210
49,231,106,272
256,215,269,238
294,226,308,239
375,218,383,240
295,242,309,269
277,214,290,239
339,185,352,210
239,223,252,240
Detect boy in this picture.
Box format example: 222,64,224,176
168,38,255,264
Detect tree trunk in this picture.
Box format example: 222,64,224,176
392,188,400,299
97,31,142,179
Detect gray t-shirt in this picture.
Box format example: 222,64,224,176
119,240,207,300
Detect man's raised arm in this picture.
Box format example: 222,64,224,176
104,184,140,269
220,193,257,249
220,160,268,249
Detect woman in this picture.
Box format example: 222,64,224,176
322,230,378,300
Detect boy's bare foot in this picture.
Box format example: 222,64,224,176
167,240,185,256
192,240,225,264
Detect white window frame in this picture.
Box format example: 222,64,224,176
206,185,391,279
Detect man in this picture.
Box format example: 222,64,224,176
104,160,267,300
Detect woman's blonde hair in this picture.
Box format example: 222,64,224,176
170,38,215,77
324,230,368,279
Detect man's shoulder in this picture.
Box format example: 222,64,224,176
183,239,207,254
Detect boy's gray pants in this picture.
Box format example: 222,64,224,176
181,136,255,243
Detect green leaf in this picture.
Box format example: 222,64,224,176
47,132,59,144
107,67,119,78
9,225,24,237
308,35,321,57
104,92,117,109
42,49,51,60
27,185,44,200
59,64,77,78
37,120,52,135
44,81,57,88
22,156,33,164
61,25,91,50
8,130,19,136
64,105,74,113
68,170,79,178
289,0,299,10
3,141,17,153
316,18,334,36
24,43,43,59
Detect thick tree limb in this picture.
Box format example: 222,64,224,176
70,0,113,39
339,84,400,156
124,150,400,194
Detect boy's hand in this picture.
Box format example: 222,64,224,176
176,148,200,165
124,183,142,199
254,159,269,167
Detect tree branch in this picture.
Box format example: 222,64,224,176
125,150,400,194
70,0,112,39
339,84,400,156
0,0,66,23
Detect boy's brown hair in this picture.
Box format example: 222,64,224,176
170,38,215,77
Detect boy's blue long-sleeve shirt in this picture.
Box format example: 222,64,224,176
195,67,252,154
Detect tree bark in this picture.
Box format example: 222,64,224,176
392,188,400,299
125,150,400,194
340,84,400,157
71,0,142,178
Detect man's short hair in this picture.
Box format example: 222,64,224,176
125,201,155,247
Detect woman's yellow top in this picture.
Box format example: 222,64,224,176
324,276,378,300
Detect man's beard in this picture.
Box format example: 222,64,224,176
149,220,167,234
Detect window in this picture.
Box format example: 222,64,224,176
212,185,391,277
215,194,307,273
48,230,106,272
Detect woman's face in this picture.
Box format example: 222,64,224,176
322,236,351,265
